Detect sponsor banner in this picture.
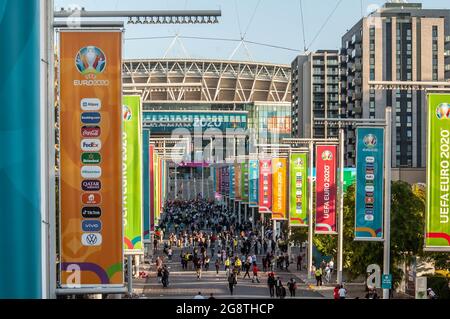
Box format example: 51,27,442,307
249,160,259,207
315,146,338,234
355,127,384,241
234,164,242,201
426,94,450,251
229,165,235,200
241,162,249,203
272,158,288,220
123,96,143,254
59,31,123,286
259,159,272,214
289,153,308,227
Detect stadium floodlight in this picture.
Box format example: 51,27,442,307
54,8,222,25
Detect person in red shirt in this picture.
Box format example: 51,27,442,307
333,285,340,300
252,263,260,283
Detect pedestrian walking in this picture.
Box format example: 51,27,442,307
252,263,260,283
215,259,220,275
243,260,251,279
315,267,323,286
338,285,347,299
228,272,237,296
287,278,297,297
267,272,276,298
297,255,302,271
275,276,282,297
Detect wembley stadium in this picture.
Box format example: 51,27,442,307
122,59,292,200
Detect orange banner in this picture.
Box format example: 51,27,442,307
272,158,288,220
59,31,123,287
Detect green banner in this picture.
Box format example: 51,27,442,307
290,153,308,226
426,94,450,251
123,96,143,254
241,162,249,202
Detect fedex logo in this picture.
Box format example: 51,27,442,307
81,139,101,152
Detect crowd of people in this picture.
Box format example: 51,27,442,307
150,198,388,300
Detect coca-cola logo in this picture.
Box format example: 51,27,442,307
82,126,101,137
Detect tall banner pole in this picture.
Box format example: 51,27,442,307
307,141,314,280
383,107,392,299
337,129,345,285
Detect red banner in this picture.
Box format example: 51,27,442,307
259,159,272,214
315,145,338,234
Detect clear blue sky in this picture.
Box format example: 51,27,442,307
54,0,448,64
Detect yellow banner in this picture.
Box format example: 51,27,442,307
272,158,288,220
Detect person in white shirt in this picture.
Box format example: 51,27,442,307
193,291,205,299
338,285,347,299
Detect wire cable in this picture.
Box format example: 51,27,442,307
243,0,262,39
306,0,343,50
299,0,307,52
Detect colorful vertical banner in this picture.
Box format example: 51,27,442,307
0,0,42,298
315,146,338,234
123,96,143,254
229,165,236,200
289,154,308,227
355,127,384,241
241,162,249,203
149,145,155,232
142,130,150,242
235,164,242,201
59,31,123,286
224,167,230,195
272,158,288,220
259,159,272,214
426,94,450,251
249,160,259,207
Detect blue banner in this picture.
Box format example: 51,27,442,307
249,160,259,207
355,127,385,241
229,165,235,200
0,0,41,298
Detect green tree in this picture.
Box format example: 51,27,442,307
313,181,427,287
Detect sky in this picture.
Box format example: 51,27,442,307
54,0,449,65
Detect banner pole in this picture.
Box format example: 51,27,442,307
307,141,314,281
383,107,392,299
337,129,345,285
127,255,133,296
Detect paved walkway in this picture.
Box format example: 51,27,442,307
132,238,324,299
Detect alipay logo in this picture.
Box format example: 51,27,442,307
81,98,101,111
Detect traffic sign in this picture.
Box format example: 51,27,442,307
382,274,392,290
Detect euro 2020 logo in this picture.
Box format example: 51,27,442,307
123,105,132,121
363,134,377,149
75,46,106,77
436,103,450,120
322,150,333,161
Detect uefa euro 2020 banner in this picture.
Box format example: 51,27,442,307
289,153,308,227
259,159,272,214
235,163,242,201
249,160,259,207
229,165,235,200
315,146,338,234
355,127,384,241
123,96,143,254
59,31,124,287
272,158,288,220
426,94,450,251
241,161,249,202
